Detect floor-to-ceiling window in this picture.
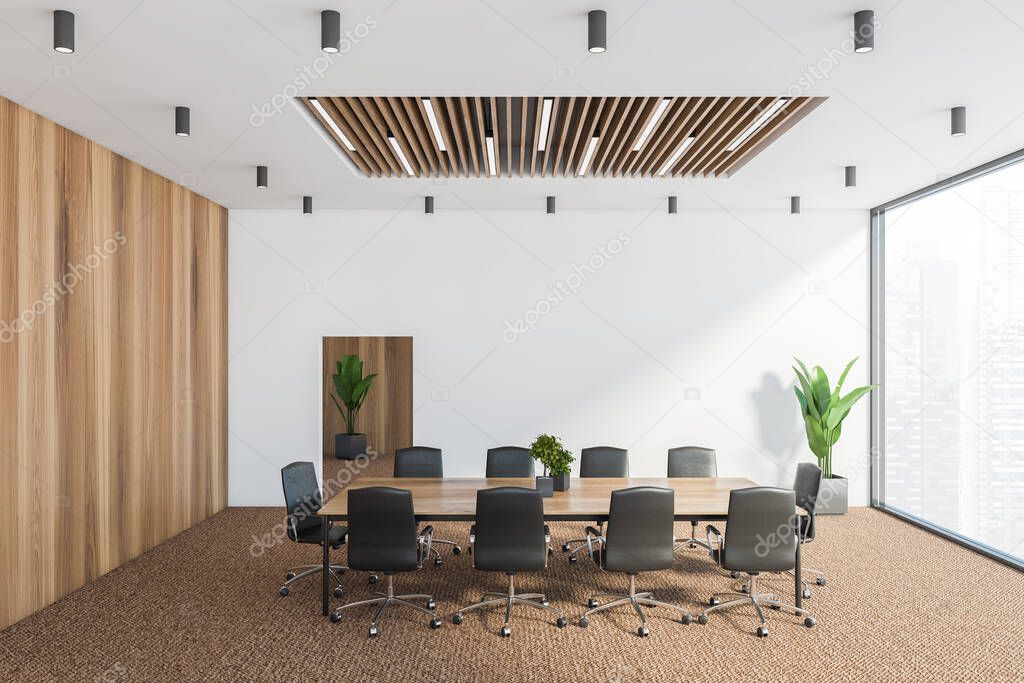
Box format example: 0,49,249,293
872,152,1024,569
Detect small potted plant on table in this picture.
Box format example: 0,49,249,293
529,434,575,497
330,354,377,460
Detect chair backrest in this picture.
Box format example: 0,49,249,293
280,462,322,541
346,487,419,572
722,487,797,572
667,446,717,478
486,446,535,477
793,462,822,514
603,487,675,573
579,447,629,478
394,446,443,478
473,487,547,572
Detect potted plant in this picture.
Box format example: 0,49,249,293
529,434,575,496
793,357,876,515
330,354,377,460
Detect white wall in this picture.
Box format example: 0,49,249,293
228,206,870,506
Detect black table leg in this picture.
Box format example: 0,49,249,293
794,539,802,609
322,519,330,617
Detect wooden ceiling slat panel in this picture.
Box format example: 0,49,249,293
444,97,469,177
302,95,823,179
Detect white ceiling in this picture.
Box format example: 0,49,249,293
2,0,1023,210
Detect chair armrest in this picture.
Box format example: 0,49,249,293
416,525,434,566
705,525,724,563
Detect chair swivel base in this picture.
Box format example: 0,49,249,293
452,574,567,636
280,564,346,598
698,574,816,637
674,522,713,553
735,567,827,599
578,574,692,637
330,574,442,636
424,537,463,565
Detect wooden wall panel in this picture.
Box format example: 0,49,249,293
322,337,413,481
0,96,228,630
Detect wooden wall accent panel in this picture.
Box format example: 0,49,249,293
321,337,413,476
0,96,228,630
302,95,826,178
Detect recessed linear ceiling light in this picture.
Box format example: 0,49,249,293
725,98,790,152
657,135,696,176
387,131,416,176
53,10,74,54
309,98,355,151
633,98,670,151
484,104,497,176
577,129,600,176
537,97,553,151
421,98,447,152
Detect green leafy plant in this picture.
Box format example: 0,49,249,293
330,354,378,435
793,357,875,479
528,434,575,477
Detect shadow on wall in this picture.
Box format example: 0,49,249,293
751,372,803,465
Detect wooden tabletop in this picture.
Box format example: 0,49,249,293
317,477,758,521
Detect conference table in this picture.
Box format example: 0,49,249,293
316,477,804,617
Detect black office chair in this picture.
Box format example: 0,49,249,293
278,462,347,598
668,446,717,554
698,487,816,637
485,446,535,477
329,486,442,636
394,446,462,563
579,487,693,636
452,487,567,636
561,446,628,562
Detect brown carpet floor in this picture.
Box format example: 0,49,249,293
1,507,1022,683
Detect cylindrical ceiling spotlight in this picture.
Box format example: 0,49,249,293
303,196,313,214
546,196,556,214
53,10,75,54
588,10,607,53
951,106,967,136
175,106,190,137
321,10,341,53
256,165,268,189
790,196,801,214
854,10,875,53
424,196,434,214
668,196,678,214
845,166,857,187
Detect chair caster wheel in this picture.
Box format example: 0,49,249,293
434,558,443,566
769,604,782,610
803,588,812,599
709,597,721,606
556,617,567,628
568,556,577,564
561,543,570,552
500,626,511,638
330,612,341,623
333,586,343,598
804,617,816,628
682,614,693,625
426,599,436,610
368,575,379,584
368,626,379,637
541,599,550,606
587,598,599,609
429,617,442,629
816,577,827,586
740,584,750,594
452,546,462,555
756,626,769,638
452,613,463,625
637,626,650,637
578,616,589,628
285,572,296,581
279,587,289,597
688,543,697,549
730,571,741,579
697,614,708,625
